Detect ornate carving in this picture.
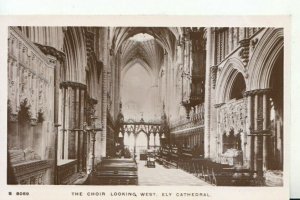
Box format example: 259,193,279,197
85,31,95,58
218,99,246,134
34,43,65,62
8,28,53,126
210,65,218,89
238,38,250,66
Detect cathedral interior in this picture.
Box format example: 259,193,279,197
7,27,283,186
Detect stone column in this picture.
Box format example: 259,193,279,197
253,94,258,171
245,89,271,183
100,29,109,158
246,94,254,170
262,92,268,170
204,28,213,158
61,84,67,159
68,85,76,159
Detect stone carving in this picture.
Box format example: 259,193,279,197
238,38,250,66
85,31,95,58
8,28,53,124
210,65,218,89
218,99,246,134
34,43,65,62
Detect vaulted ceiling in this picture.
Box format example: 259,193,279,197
111,27,181,77
111,27,180,56
120,39,164,76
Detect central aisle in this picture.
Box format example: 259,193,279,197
137,161,211,186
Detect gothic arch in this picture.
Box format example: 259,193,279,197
248,28,284,90
215,58,247,104
63,27,87,83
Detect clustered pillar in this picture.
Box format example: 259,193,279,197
59,81,87,172
245,89,271,182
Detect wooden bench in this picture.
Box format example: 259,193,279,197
92,158,138,185
156,157,177,168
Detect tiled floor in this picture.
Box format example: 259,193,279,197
137,160,210,186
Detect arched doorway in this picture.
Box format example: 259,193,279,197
268,49,283,170
245,28,283,179
136,131,148,160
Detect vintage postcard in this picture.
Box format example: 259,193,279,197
0,16,290,200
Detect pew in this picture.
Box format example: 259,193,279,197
92,158,138,185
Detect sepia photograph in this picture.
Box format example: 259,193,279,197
6,25,284,187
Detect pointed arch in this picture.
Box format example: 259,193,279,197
248,28,284,90
63,27,87,83
215,58,247,104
